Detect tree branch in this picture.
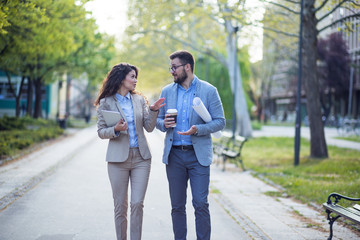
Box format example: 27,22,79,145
313,0,330,13
318,0,358,22
343,6,359,15
318,13,360,32
260,0,300,14
348,0,360,7
137,29,228,66
261,25,299,38
283,0,300,4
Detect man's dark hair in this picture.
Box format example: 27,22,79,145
169,50,195,73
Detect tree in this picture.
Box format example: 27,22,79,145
260,2,300,123
0,0,115,118
318,32,350,122
260,0,359,158
196,48,253,122
122,0,256,137
0,0,47,117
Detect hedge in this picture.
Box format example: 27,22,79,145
0,116,64,160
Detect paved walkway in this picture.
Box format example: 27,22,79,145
0,125,359,239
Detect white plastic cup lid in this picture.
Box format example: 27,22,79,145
167,109,178,114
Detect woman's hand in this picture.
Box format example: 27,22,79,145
150,97,165,111
114,119,128,132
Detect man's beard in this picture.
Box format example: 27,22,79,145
174,70,187,84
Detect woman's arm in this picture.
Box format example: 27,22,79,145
97,98,127,139
142,97,165,132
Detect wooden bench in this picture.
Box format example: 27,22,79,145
323,192,360,240
213,136,247,171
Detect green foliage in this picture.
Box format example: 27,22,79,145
251,121,262,130
196,47,254,121
241,137,360,206
120,0,251,95
196,57,232,120
0,116,25,130
0,0,115,117
0,116,63,159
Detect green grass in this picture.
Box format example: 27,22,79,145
335,135,360,143
239,137,360,207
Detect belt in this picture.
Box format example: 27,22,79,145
172,145,194,151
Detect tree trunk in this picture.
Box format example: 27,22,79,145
15,76,26,117
26,78,33,116
33,77,43,118
302,0,328,158
225,20,253,137
5,72,26,117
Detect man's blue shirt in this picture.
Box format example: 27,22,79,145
115,93,138,148
173,76,198,146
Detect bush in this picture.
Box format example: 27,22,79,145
0,116,25,131
0,117,64,160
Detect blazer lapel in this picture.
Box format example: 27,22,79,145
168,83,178,109
190,79,201,124
130,94,138,130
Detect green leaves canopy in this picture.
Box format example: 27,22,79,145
0,0,115,86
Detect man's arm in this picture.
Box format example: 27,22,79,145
156,91,168,132
194,87,225,136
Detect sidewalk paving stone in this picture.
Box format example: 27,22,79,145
0,125,359,239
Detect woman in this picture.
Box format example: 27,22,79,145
94,63,165,240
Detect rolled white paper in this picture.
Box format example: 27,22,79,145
192,97,222,138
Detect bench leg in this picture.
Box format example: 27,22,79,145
326,209,341,240
222,156,227,172
238,157,246,171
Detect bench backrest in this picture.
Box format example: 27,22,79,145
224,136,248,154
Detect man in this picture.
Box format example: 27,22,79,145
156,50,225,240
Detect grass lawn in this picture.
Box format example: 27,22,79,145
335,135,360,143
238,137,360,207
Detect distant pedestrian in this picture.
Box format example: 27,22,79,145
94,63,165,240
156,50,225,240
21,103,26,116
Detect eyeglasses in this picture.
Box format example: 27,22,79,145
169,64,186,72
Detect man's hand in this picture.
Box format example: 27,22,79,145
164,114,176,128
177,125,197,135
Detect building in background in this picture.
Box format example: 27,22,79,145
0,70,94,124
262,4,359,124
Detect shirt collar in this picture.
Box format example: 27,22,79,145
178,75,198,91
191,75,198,87
115,92,131,102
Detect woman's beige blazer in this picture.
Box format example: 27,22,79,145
97,94,158,162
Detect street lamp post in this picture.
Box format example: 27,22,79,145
294,0,304,166
232,26,239,142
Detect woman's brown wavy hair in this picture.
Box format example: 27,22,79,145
94,63,140,106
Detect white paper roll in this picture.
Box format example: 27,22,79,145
192,97,222,138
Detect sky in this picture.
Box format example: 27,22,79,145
85,0,129,40
85,0,264,63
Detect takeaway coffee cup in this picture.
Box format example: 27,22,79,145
166,109,178,127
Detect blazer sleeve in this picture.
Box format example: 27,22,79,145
140,96,158,132
156,90,167,132
97,98,124,139
195,87,225,136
